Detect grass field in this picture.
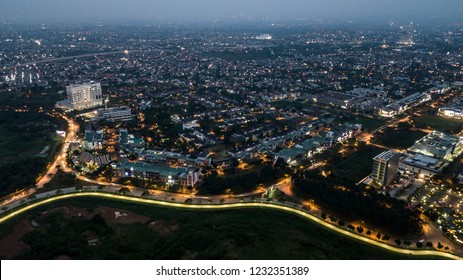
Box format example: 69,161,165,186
413,114,463,133
333,145,385,182
0,197,447,260
374,129,427,150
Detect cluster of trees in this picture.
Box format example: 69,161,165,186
292,170,422,236
198,164,284,195
20,214,113,259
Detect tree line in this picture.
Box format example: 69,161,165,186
292,170,422,236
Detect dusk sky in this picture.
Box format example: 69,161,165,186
1,0,462,23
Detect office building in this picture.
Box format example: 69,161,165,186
371,150,400,187
399,153,448,177
408,131,462,160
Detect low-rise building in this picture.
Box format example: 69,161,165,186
438,97,463,119
310,91,356,109
378,92,431,117
82,129,104,150
408,131,462,160
94,106,132,122
115,159,201,187
399,153,448,177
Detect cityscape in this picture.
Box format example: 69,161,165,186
1,0,463,261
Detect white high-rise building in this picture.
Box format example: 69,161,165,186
56,82,103,110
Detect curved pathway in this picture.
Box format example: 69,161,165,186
0,191,461,260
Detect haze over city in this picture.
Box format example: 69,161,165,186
1,0,463,24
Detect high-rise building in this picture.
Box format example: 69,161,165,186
371,150,400,187
398,24,414,46
56,82,103,110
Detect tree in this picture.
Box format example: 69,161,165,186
185,198,193,204
437,242,444,249
416,242,423,248
426,241,433,248
141,190,150,197
395,239,402,246
376,233,381,239
321,212,327,220
366,230,371,235
338,220,346,227
356,226,364,234
403,241,411,246
118,187,130,194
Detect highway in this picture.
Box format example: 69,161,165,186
2,49,161,70
0,190,461,260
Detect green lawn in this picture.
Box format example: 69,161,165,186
333,145,386,182
0,197,447,260
413,114,463,133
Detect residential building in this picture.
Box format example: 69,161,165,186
82,129,104,150
115,159,201,187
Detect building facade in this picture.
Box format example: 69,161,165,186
57,82,103,110
95,106,132,122
371,150,400,187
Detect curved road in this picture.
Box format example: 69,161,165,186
0,191,461,260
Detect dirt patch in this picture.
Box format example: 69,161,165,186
0,220,34,259
95,206,150,225
61,206,95,219
149,220,181,235
41,206,95,220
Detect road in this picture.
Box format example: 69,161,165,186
2,49,164,70
36,115,79,188
0,189,461,260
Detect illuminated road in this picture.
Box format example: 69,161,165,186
0,191,461,260
36,115,79,188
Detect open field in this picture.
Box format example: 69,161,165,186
333,145,385,182
413,114,463,133
340,114,385,131
0,197,446,260
374,129,427,150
